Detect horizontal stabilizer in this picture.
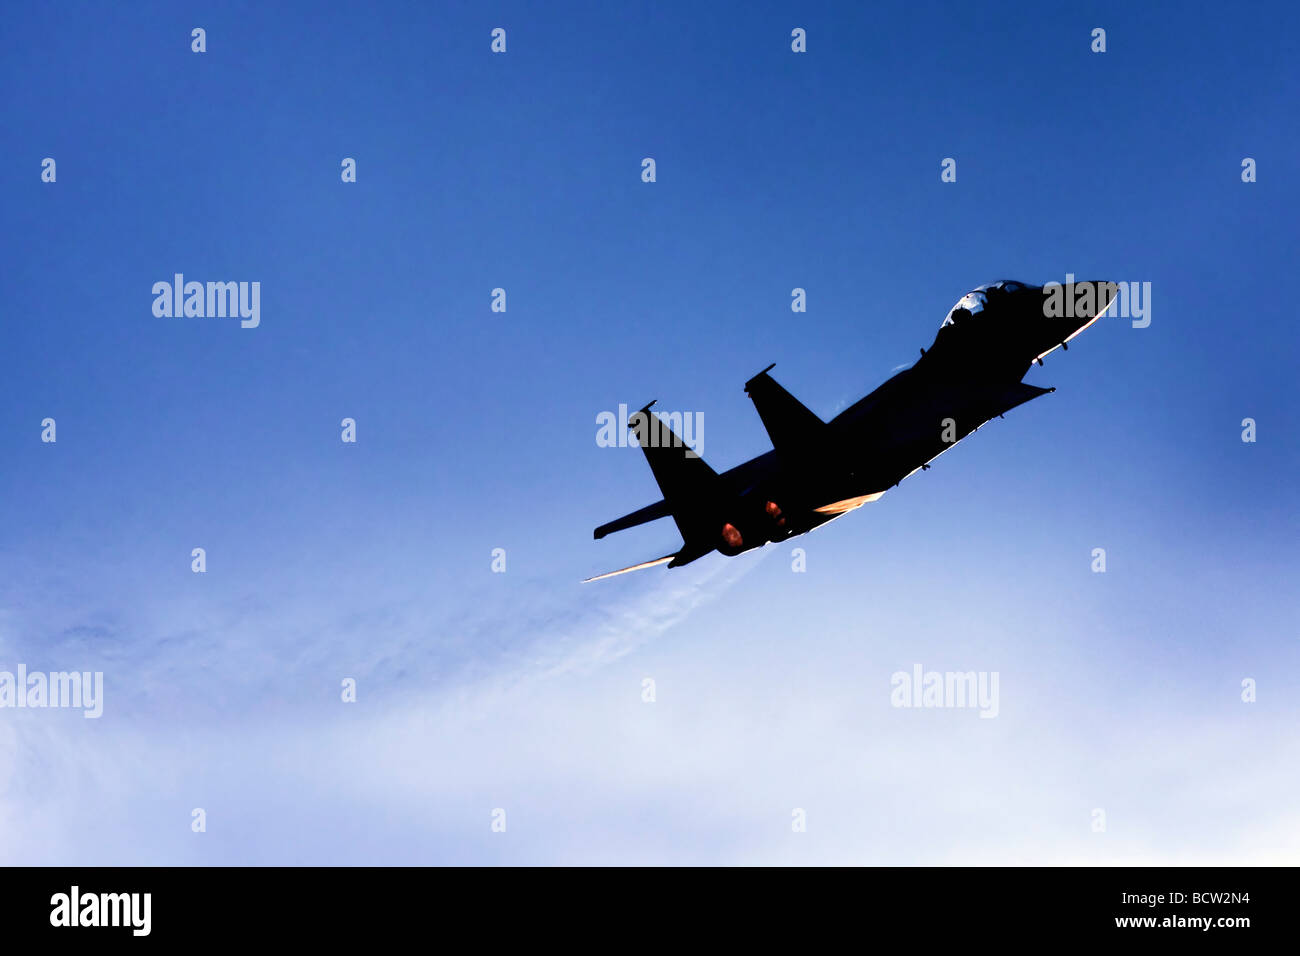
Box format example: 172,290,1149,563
667,539,715,568
594,499,671,539
744,366,827,457
584,536,716,581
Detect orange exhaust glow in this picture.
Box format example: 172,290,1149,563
814,492,886,515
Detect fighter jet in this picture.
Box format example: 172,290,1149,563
586,279,1117,581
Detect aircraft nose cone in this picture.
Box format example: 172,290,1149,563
1033,280,1118,359
1057,280,1118,348
1039,280,1119,323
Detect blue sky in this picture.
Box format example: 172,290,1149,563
1,0,1297,864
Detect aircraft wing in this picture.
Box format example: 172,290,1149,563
986,381,1055,418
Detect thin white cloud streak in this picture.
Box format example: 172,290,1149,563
0,544,763,863
2,546,1297,865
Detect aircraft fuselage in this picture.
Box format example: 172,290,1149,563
587,280,1117,579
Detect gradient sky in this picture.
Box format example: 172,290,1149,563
1,0,1297,864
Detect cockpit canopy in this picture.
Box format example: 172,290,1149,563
941,280,1030,327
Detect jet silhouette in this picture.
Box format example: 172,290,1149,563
586,279,1117,581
